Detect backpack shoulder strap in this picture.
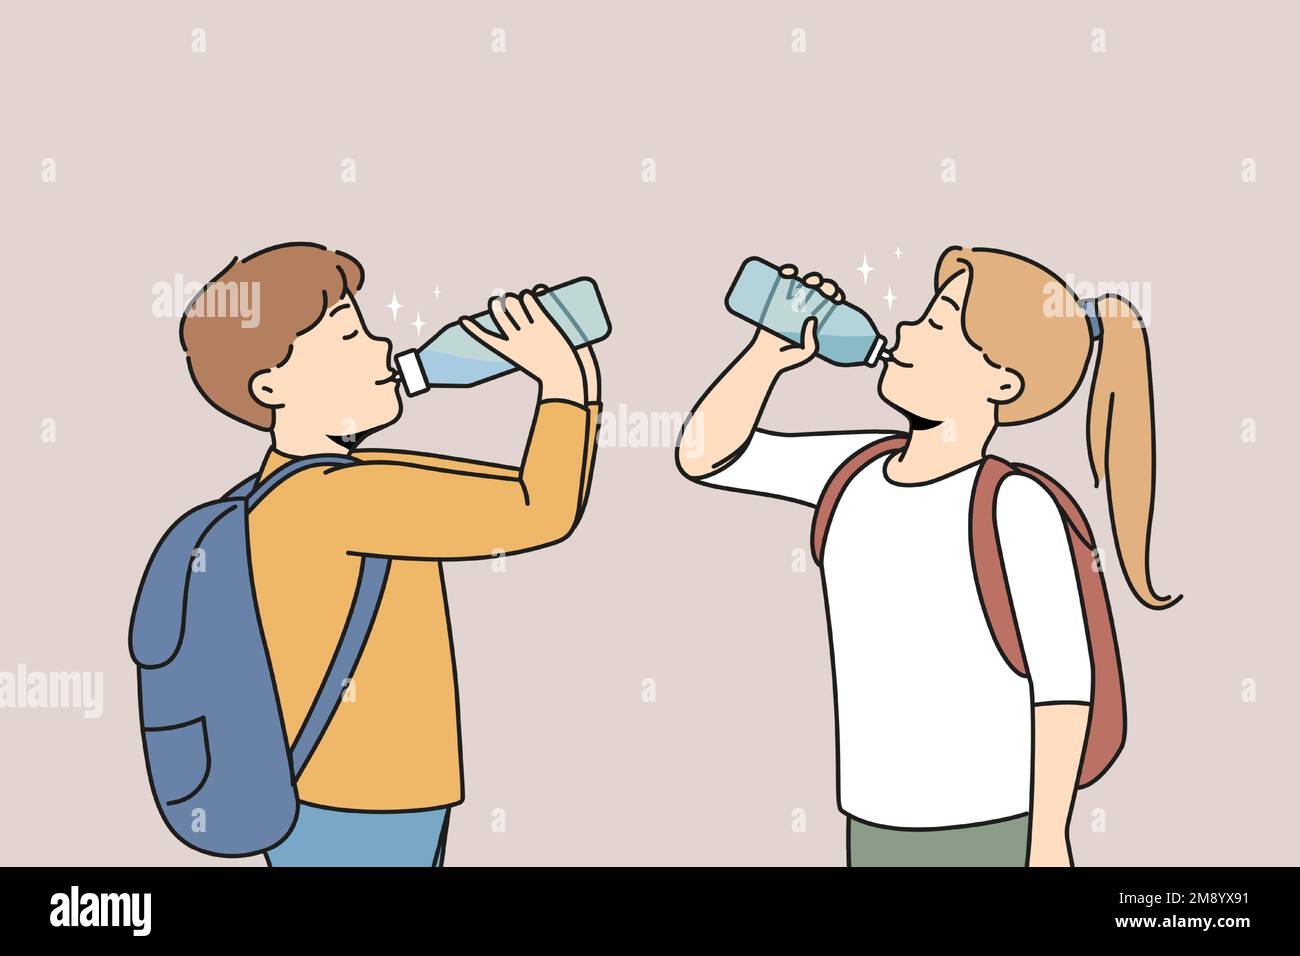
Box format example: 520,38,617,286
811,434,907,565
1010,463,1096,548
969,456,1025,674
970,457,1103,674
290,554,391,778
226,475,259,500
244,453,355,509
970,459,1126,787
229,452,391,779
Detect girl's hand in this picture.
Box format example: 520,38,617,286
748,319,819,374
782,263,846,305
744,263,845,374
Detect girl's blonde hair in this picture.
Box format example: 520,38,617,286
935,246,1179,610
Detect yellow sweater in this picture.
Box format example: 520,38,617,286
248,399,600,810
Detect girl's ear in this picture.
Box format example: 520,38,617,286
989,363,1024,406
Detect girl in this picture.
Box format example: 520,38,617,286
678,247,1178,866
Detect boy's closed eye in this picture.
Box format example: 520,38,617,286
342,329,359,340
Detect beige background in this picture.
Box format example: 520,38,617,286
2,1,1295,866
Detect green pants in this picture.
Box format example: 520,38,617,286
847,814,1029,867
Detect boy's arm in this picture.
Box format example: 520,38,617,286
352,449,520,479
328,399,591,559
528,282,600,509
354,344,601,490
578,401,600,510
1029,703,1090,866
352,399,601,510
327,290,592,559
575,345,601,510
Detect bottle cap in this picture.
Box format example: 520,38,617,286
395,349,429,396
864,336,887,367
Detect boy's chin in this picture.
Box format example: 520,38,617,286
332,399,403,449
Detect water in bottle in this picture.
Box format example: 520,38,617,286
725,256,889,366
395,277,610,394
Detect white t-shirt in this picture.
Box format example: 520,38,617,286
702,429,1092,828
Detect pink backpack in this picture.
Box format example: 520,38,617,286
810,435,1125,787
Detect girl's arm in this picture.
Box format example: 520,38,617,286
677,319,818,478
996,476,1094,867
1029,703,1090,866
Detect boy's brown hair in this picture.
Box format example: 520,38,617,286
180,242,365,429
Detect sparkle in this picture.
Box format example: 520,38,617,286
386,292,403,322
893,245,903,260
883,286,897,310
856,255,874,287
432,286,441,300
412,312,426,336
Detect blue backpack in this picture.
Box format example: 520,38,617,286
129,455,391,857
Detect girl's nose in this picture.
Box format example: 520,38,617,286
894,312,925,341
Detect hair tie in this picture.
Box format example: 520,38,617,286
1080,297,1102,340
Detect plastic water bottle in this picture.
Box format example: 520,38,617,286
725,256,888,366
395,277,611,394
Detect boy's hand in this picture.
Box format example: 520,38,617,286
531,282,601,403
461,291,584,403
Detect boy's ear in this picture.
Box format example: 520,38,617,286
989,363,1024,407
249,367,285,411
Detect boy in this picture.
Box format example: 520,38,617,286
180,242,601,865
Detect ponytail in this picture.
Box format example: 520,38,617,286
1085,294,1181,609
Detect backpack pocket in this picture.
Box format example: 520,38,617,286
144,715,211,806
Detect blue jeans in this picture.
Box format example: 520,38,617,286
266,803,451,867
